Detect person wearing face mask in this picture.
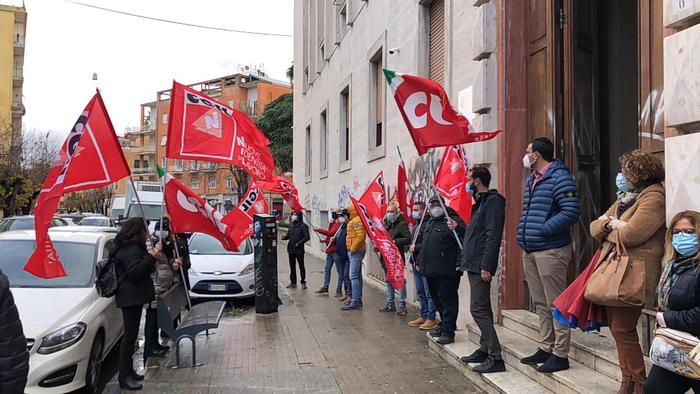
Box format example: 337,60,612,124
377,202,411,316
645,211,700,394
455,167,506,374
342,202,367,310
590,150,666,393
335,209,352,302
418,196,466,345
282,211,311,289
314,208,343,296
408,201,438,330
517,137,581,373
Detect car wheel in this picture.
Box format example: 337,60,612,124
84,334,104,394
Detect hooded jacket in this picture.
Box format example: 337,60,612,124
283,218,310,254
460,190,506,274
0,270,29,394
346,203,367,253
418,206,466,278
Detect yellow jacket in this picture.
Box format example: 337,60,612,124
346,203,366,253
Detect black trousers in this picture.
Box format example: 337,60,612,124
143,307,159,358
426,276,461,338
289,253,306,285
646,365,700,393
119,306,143,378
468,272,502,359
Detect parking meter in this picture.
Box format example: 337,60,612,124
253,214,279,314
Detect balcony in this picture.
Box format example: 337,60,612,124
189,165,200,173
132,167,155,176
13,69,22,87
170,166,183,174
129,144,157,155
203,164,218,172
14,35,24,56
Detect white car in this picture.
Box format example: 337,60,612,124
0,228,123,393
187,233,255,299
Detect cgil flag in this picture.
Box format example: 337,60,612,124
25,91,130,278
257,176,304,212
165,81,275,181
397,161,415,226
222,182,269,249
383,69,501,155
434,145,473,223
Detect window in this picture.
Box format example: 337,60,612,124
162,113,168,124
133,160,140,169
160,136,167,146
143,160,149,169
339,86,351,168
191,177,199,189
320,110,328,176
207,162,217,170
161,157,167,168
191,161,200,170
174,159,183,170
226,177,233,189
428,0,446,86
336,2,348,43
370,51,384,150
208,176,216,188
318,42,325,70
305,125,312,180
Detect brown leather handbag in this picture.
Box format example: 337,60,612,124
584,232,646,307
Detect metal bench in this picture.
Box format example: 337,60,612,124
157,282,226,367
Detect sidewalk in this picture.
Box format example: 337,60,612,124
106,249,480,393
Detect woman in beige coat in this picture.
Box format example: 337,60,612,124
589,150,666,394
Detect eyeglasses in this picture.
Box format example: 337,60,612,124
672,229,697,235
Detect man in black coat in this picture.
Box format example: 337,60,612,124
0,270,29,394
418,196,466,345
282,211,311,289
457,167,507,374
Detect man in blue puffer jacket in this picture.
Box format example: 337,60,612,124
517,137,580,374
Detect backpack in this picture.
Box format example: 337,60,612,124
96,257,119,298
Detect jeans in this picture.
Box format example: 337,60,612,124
119,306,143,379
385,275,407,307
348,250,365,302
288,253,306,285
413,265,436,320
339,253,351,297
322,253,342,291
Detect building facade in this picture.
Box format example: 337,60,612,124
293,0,700,314
0,4,26,164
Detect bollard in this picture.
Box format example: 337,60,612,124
253,214,279,314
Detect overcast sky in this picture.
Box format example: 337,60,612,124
6,0,293,138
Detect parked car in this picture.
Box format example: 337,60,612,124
78,216,115,228
0,228,123,393
187,233,255,299
0,216,69,232
57,214,86,226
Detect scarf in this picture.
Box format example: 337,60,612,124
616,190,640,217
657,256,696,311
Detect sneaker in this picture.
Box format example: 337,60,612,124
286,283,297,289
342,301,362,311
315,287,329,294
520,348,551,365
301,283,308,290
408,317,426,327
461,350,489,364
537,354,569,373
472,358,506,374
419,319,439,331
436,336,454,345
396,306,408,316
429,328,443,338
379,303,396,313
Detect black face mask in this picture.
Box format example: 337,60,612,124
331,213,339,220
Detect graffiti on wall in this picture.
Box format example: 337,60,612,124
336,176,369,208
404,150,441,204
302,193,326,210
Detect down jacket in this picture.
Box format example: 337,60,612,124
417,206,466,278
661,256,700,336
346,203,367,253
517,160,581,253
0,270,29,394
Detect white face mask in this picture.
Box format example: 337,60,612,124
154,230,169,239
523,153,533,169
430,207,444,218
291,215,298,222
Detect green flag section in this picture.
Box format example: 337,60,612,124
157,164,166,179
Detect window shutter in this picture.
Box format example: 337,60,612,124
376,62,384,122
429,0,446,86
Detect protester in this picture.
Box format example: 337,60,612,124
646,210,700,394
282,211,311,289
378,202,411,316
517,137,581,373
0,269,29,394
335,209,352,302
408,201,438,330
590,150,666,392
314,208,343,296
342,202,367,310
457,167,506,374
112,218,159,391
419,196,466,345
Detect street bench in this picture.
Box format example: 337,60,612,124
157,282,226,367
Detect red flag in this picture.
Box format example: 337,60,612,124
163,173,238,251
397,162,414,226
363,171,388,216
257,176,304,211
222,182,269,248
435,145,473,223
384,69,501,155
24,91,130,278
165,81,275,180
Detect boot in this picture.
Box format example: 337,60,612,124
617,379,634,394
420,319,438,331
315,287,329,294
338,295,349,302
119,375,143,391
408,317,426,327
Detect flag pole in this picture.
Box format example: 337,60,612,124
169,232,192,310
420,150,463,250
128,176,149,231
406,158,430,262
300,210,322,241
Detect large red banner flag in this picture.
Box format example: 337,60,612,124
383,69,501,155
435,145,473,223
165,81,275,180
222,182,269,248
257,176,304,212
365,171,388,216
162,172,238,251
397,161,415,226
24,91,131,278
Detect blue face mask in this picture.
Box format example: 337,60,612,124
616,173,631,193
466,183,475,196
673,233,699,257
385,212,395,222
411,210,421,220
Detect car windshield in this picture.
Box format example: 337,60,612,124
189,234,252,255
80,218,109,226
5,218,34,231
0,240,96,287
126,204,162,221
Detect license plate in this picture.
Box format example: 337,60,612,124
208,284,227,291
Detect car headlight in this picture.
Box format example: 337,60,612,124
188,268,198,277
37,323,87,354
239,263,254,276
